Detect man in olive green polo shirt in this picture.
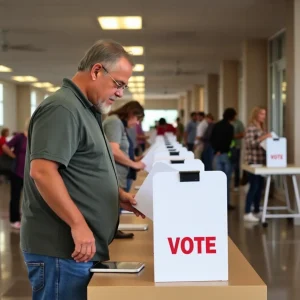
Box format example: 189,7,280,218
21,40,144,300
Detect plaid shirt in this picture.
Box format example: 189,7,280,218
245,124,266,165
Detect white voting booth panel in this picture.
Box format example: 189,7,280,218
266,138,287,167
135,160,205,220
155,159,205,170
153,150,194,164
153,171,228,283
142,142,184,173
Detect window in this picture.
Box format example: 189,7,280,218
268,31,286,137
0,83,3,126
30,91,37,116
142,109,178,131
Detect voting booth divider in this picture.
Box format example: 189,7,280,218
136,134,229,283
265,137,287,168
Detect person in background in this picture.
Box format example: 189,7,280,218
201,113,215,171
194,111,208,158
210,108,236,210
156,118,176,135
184,112,198,151
0,127,11,182
176,117,184,144
135,117,148,156
103,101,146,239
2,120,29,229
0,127,9,155
232,117,245,191
244,106,271,222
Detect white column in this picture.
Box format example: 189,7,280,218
205,74,219,119
219,61,239,119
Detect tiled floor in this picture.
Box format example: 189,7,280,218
1,181,300,299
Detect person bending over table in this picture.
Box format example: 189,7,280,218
103,101,145,239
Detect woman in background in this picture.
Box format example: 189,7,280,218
244,107,272,222
2,120,29,229
103,101,145,239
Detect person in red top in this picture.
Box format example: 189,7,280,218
156,118,176,135
0,128,9,155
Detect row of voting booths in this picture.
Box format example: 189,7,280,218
136,133,228,282
88,132,267,300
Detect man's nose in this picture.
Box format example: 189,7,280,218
115,88,124,98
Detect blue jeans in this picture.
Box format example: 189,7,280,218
202,145,214,171
245,173,264,214
215,153,232,206
126,178,133,193
23,252,94,300
232,148,241,187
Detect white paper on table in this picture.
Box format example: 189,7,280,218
134,160,204,220
260,131,278,150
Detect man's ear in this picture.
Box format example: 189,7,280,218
90,63,102,80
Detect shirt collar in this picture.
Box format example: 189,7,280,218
62,78,93,109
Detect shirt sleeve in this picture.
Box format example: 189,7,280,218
6,134,20,148
103,118,123,144
30,105,80,168
196,121,208,138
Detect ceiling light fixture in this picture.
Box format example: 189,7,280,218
98,16,142,30
133,64,144,72
47,86,60,93
124,46,144,56
12,76,38,83
32,82,53,88
0,65,12,72
129,76,145,83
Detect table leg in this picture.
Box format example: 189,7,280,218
262,175,271,225
283,175,291,211
292,175,300,214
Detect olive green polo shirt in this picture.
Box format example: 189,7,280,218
20,78,120,262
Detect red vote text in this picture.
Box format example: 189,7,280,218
270,154,283,160
167,237,217,254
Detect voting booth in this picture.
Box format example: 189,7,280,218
136,134,229,283
265,137,287,167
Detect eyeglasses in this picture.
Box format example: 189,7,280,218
102,65,128,90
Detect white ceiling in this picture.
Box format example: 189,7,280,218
0,0,286,97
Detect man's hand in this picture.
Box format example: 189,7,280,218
71,223,96,263
119,189,145,218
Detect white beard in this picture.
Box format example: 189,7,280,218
96,101,112,114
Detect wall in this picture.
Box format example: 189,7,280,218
205,74,219,120
242,40,268,115
0,80,17,133
111,99,179,110
219,61,239,118
16,85,31,131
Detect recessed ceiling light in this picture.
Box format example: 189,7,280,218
0,65,12,72
98,16,142,30
32,82,53,88
132,93,145,104
129,76,145,83
12,76,38,82
124,46,144,56
47,86,60,92
133,64,144,72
